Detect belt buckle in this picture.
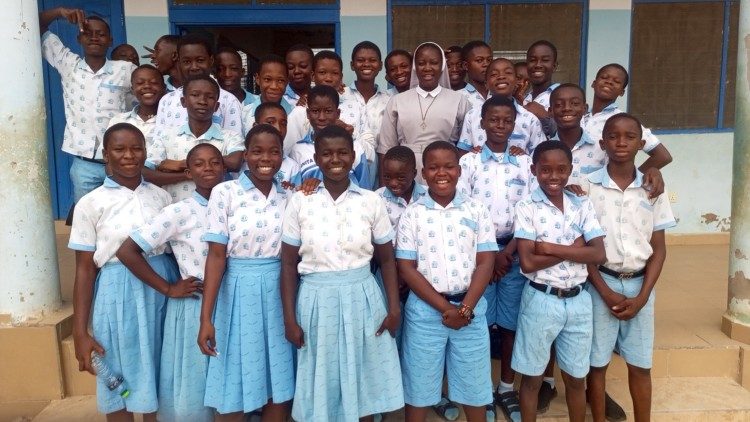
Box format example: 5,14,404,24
556,287,566,298
619,272,634,279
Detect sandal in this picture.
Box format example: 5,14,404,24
432,396,460,421
485,403,496,422
495,390,521,422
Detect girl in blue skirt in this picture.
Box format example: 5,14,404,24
198,124,295,422
116,143,226,421
69,123,179,420
280,125,404,422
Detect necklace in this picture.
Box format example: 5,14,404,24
417,93,438,130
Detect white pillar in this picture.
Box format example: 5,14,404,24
0,0,61,324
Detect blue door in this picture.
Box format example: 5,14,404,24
39,0,126,218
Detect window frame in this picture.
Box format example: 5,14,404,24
629,0,737,134
387,0,589,88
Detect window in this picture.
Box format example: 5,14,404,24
390,1,586,86
629,0,738,131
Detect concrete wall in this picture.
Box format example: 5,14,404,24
120,0,734,235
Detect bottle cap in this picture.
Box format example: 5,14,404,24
120,390,130,398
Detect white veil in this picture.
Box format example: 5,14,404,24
409,41,452,90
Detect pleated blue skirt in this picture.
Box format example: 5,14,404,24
92,254,179,414
158,290,212,422
292,265,405,422
204,257,295,414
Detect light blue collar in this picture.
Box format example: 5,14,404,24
551,130,596,149
298,129,314,144
318,177,363,195
239,171,285,193
382,182,428,203
284,85,300,100
103,176,145,188
530,186,581,207
243,90,260,106
421,191,467,209
192,190,209,206
480,143,519,166
587,167,644,189
464,83,478,93
177,123,224,140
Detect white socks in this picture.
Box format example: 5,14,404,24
544,377,555,389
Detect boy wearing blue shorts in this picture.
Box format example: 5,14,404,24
583,113,675,422
513,140,606,422
397,141,497,422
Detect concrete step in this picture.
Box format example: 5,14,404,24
59,336,96,397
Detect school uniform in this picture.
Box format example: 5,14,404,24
396,193,498,407
153,85,243,139
146,123,245,203
283,97,370,156
378,86,470,182
460,83,487,111
108,106,157,150
41,31,137,201
240,97,295,136
68,177,177,414
239,155,302,188
288,129,372,190
458,145,535,331
282,183,404,421
385,86,400,97
130,191,213,422
283,84,302,107
242,89,258,106
522,83,561,109
512,188,604,379
581,103,661,152
201,172,295,414
456,99,547,154
165,76,179,92
582,168,676,369
550,131,608,186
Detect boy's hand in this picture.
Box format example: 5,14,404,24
197,321,217,356
376,309,401,337
493,251,513,280
296,177,321,195
158,159,187,173
442,308,470,330
297,94,308,108
335,119,354,136
508,145,526,156
524,101,548,119
285,321,305,348
73,333,105,375
166,276,203,298
565,184,587,196
641,167,664,198
60,8,86,31
535,240,552,256
471,145,482,154
513,81,530,103
611,296,647,320
280,181,295,190
602,291,627,310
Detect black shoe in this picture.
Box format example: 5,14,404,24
536,382,557,413
495,391,521,422
489,324,502,360
605,392,626,422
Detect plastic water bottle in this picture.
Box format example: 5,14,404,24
90,352,130,398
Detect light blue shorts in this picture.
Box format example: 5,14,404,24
484,258,526,330
401,294,493,407
512,282,592,379
588,272,655,369
70,156,107,202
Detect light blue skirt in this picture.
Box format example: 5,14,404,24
92,254,179,414
292,265,405,422
158,290,211,421
204,258,295,414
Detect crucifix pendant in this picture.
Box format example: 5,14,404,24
420,121,427,130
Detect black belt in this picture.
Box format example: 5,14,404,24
599,266,645,279
529,281,582,298
496,236,513,247
441,291,467,303
76,155,106,164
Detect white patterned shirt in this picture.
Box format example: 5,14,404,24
68,177,171,267
131,191,210,279
153,86,243,140
458,145,535,238
203,172,289,258
282,183,393,274
283,84,301,107
288,130,372,190
460,83,487,111
395,194,499,294
107,106,158,151
283,98,368,155
375,183,429,229
514,188,605,289
42,31,136,159
523,82,561,109
550,131,608,186
240,155,301,187
582,168,676,273
457,99,546,154
147,123,245,203
342,83,391,150
581,103,660,152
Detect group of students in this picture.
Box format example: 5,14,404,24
40,5,677,422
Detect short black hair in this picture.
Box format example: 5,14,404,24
111,43,136,56
131,64,166,86
527,40,558,62
85,15,110,35
514,61,527,68
307,84,339,107
422,141,459,166
383,145,416,170
254,102,286,122
156,35,180,47
596,63,630,88
215,47,242,63
602,112,643,139
532,140,572,165
351,41,382,62
314,125,353,153
313,50,343,71
444,45,462,56
286,44,314,59
182,74,220,97
461,40,491,61
245,123,283,150
550,83,586,103
178,34,214,58
258,54,287,73
103,122,144,150
385,49,412,66
186,143,222,167
481,95,517,120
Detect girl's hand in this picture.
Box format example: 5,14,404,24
377,309,401,337
73,333,105,375
296,178,321,195
508,145,526,156
565,184,587,196
335,119,354,135
197,321,217,356
158,159,187,173
297,94,308,108
166,276,202,298
441,308,469,330
285,321,305,348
